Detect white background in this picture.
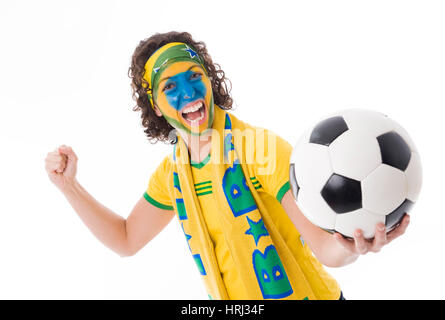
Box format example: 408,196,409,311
0,0,443,299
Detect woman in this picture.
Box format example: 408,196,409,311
45,31,410,300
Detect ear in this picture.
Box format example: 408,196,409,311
153,105,163,117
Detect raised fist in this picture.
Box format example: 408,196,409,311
45,145,78,191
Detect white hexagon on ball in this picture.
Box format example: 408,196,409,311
362,164,407,215
292,141,333,193
342,109,394,137
297,188,337,231
329,130,382,181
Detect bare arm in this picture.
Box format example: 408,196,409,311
63,181,174,256
45,145,174,257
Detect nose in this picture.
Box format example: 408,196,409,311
179,81,196,100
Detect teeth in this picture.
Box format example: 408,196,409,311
182,101,203,114
189,109,205,124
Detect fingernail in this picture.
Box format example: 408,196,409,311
378,225,385,231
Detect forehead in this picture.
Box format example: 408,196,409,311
159,61,204,80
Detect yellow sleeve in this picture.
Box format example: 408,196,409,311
254,129,292,203
143,154,174,211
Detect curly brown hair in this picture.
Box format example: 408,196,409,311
128,31,233,144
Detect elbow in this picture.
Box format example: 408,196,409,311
321,260,345,268
118,250,136,258
117,223,138,257
310,248,355,268
118,247,139,258
116,243,139,258
118,251,134,258
313,254,341,268
319,255,360,268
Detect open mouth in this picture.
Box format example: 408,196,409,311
180,99,207,126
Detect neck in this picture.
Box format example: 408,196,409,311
179,130,212,163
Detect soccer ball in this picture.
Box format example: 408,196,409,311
289,109,422,239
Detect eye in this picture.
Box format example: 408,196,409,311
162,83,176,92
190,72,202,80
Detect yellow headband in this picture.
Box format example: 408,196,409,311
143,42,205,107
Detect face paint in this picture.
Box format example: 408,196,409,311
143,42,215,135
154,61,214,135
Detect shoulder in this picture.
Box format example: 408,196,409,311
149,151,175,189
156,152,175,173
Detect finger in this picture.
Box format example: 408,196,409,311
371,223,387,252
56,160,66,172
45,157,66,170
46,161,65,173
47,150,59,157
46,153,64,162
353,230,368,254
46,151,62,160
46,157,66,169
45,157,66,171
333,232,355,252
387,214,410,243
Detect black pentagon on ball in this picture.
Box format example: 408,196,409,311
309,116,349,146
385,199,414,231
377,131,411,171
321,174,362,214
289,163,300,201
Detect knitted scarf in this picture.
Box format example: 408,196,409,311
172,106,318,300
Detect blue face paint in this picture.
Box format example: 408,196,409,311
163,70,207,111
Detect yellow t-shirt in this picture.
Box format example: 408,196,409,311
144,133,341,300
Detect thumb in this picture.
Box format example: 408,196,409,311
58,145,77,162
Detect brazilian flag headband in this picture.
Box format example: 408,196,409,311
143,42,207,107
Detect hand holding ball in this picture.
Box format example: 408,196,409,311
289,109,422,239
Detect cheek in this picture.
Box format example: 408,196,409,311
165,93,180,109
203,79,213,101
194,78,208,95
155,91,180,118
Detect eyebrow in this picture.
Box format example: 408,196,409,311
159,65,202,82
